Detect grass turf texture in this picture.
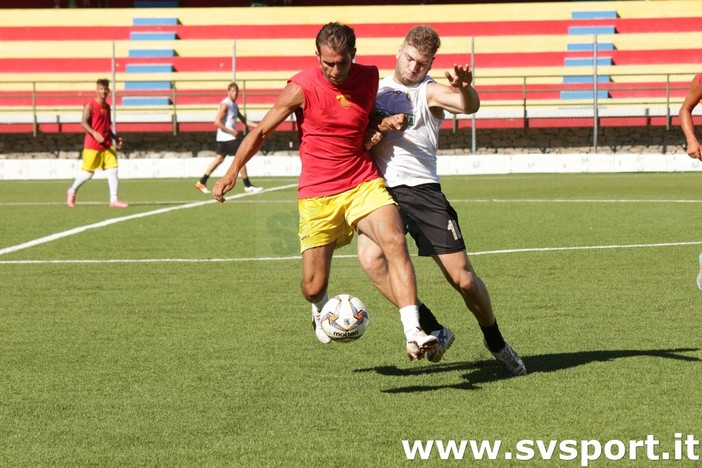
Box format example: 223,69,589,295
1,174,701,466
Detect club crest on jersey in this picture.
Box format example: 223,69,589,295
336,94,352,109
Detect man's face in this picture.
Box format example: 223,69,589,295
316,44,355,86
228,86,239,101
96,83,110,101
395,43,434,86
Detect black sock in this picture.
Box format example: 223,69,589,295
242,177,252,187
481,320,506,353
418,303,443,333
199,174,209,185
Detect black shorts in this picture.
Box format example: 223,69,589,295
215,137,243,157
387,183,466,257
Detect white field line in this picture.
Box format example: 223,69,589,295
0,183,297,257
2,191,701,263
3,198,702,207
2,241,702,265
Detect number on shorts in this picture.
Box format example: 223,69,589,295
447,219,462,241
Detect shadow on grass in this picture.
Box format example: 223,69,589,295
354,348,700,393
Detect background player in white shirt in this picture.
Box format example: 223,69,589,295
195,82,262,194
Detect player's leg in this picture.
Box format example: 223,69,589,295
204,154,226,177
357,234,444,329
299,194,353,344
357,231,449,361
357,205,438,360
67,148,100,207
240,164,263,193
301,243,335,304
434,251,494,326
356,232,394,303
103,148,127,208
301,243,335,345
351,180,437,359
67,170,93,207
356,204,417,307
434,251,525,375
196,154,226,193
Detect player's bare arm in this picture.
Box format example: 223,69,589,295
427,64,480,115
364,112,407,150
237,110,257,131
212,82,303,202
679,76,702,160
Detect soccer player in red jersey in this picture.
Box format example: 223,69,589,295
213,22,438,360
67,78,127,208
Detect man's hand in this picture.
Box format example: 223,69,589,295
378,113,408,132
364,130,383,150
444,64,473,90
212,174,237,203
687,140,702,160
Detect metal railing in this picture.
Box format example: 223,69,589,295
0,72,693,150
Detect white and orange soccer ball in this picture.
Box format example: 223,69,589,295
320,294,369,342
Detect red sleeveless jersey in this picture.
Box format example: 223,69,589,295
83,99,113,151
289,64,380,198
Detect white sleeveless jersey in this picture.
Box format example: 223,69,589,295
216,97,238,142
372,75,443,187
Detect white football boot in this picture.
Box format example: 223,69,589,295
311,304,331,344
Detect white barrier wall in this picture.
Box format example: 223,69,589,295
1,153,701,180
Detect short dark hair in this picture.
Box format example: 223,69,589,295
96,78,110,88
315,22,356,55
404,25,441,57
227,81,239,92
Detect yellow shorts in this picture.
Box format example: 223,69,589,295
81,147,119,172
298,178,396,253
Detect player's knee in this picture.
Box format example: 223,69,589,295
381,231,410,257
455,270,481,295
301,276,327,303
357,245,384,275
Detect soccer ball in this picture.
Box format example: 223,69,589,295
320,294,369,342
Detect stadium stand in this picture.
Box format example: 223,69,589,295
0,1,700,135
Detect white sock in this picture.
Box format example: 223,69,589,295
312,292,329,312
106,167,119,202
71,170,93,192
399,305,420,337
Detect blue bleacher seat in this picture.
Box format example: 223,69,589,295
563,75,612,84
122,97,172,106
128,49,176,58
567,43,615,52
568,26,617,35
125,81,173,90
560,90,609,100
564,57,613,67
571,11,618,20
125,64,174,73
130,32,178,41
133,18,179,26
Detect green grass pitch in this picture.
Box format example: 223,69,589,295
1,173,701,466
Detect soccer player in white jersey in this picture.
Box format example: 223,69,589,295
358,25,526,375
